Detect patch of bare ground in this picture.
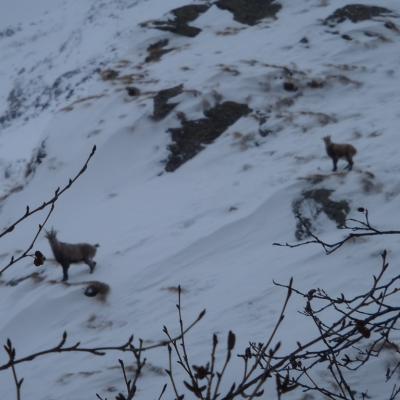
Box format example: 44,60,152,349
60,94,106,112
98,67,151,86
217,64,240,76
85,314,113,330
216,26,246,36
57,370,102,385
271,110,337,133
231,132,258,151
108,362,165,376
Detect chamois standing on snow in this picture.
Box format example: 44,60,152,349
323,135,357,171
45,229,99,281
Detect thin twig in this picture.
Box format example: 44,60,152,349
0,145,97,275
0,308,205,372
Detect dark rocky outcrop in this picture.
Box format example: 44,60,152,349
153,84,184,120
126,86,141,97
142,4,210,38
145,39,173,63
84,281,110,301
283,82,298,92
215,0,282,26
324,4,392,27
292,189,350,240
171,4,210,23
166,101,251,172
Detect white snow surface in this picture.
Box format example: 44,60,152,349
0,0,400,398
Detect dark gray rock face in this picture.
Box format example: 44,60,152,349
145,39,173,63
324,4,392,26
153,85,184,121
215,0,282,26
166,101,252,172
143,4,211,37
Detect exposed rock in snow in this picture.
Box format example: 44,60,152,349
166,101,251,171
215,0,282,25
152,84,183,121
324,4,393,26
145,39,173,63
141,4,211,37
292,188,350,240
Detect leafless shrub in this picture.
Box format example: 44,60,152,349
4,242,400,400
158,255,400,400
1,305,205,399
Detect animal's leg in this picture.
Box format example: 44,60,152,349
345,155,353,170
332,157,338,172
62,264,69,281
85,259,96,273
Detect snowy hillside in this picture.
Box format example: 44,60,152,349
1,0,400,398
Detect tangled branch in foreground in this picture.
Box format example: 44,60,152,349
2,308,204,399
159,251,400,400
274,207,400,254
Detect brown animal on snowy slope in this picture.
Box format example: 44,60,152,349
323,135,357,171
45,228,99,281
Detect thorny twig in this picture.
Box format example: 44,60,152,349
4,340,23,400
96,355,144,400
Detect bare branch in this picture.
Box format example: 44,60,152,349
0,145,97,275
274,208,400,255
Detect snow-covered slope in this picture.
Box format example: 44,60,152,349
1,0,400,398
